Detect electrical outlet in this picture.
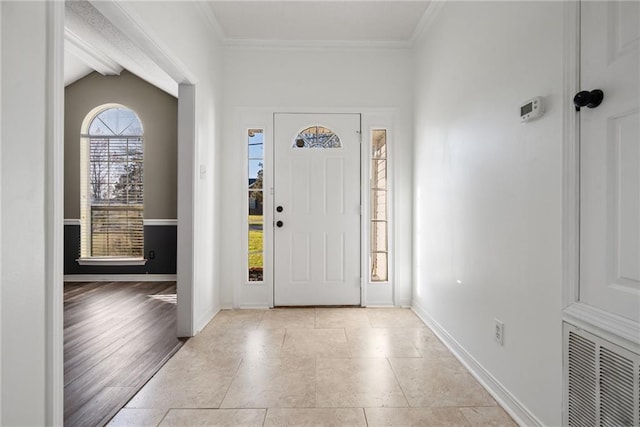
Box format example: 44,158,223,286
149,250,155,260
494,319,504,345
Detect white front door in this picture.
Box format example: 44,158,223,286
273,113,361,306
579,1,640,322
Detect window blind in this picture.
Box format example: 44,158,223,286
88,136,144,257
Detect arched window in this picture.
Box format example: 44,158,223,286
79,105,144,259
292,126,342,148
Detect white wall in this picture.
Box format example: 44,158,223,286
0,4,3,422
220,47,414,307
1,2,48,424
412,2,564,425
101,2,225,333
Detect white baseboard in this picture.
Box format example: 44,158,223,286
63,274,176,282
195,307,219,335
411,302,543,427
398,299,412,307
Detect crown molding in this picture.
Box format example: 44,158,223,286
223,38,411,51
198,1,434,51
195,1,225,40
409,0,446,47
64,28,123,76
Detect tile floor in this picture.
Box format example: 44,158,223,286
109,308,517,426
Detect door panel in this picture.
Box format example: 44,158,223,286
274,113,361,306
580,1,640,322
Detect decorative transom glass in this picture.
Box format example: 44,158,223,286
89,107,143,137
293,126,342,149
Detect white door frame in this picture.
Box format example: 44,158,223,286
89,0,200,339
46,2,65,424
561,0,581,313
46,2,202,422
234,108,397,309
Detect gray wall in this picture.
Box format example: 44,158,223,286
64,70,177,219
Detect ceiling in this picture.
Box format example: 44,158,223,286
64,1,433,92
64,0,177,94
207,1,431,44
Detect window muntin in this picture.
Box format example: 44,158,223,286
371,129,388,282
293,126,342,148
80,106,144,258
248,129,264,282
87,107,143,137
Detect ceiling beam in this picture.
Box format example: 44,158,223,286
64,28,123,76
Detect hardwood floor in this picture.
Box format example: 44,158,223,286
64,281,184,427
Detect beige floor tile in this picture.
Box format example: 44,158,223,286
409,329,453,359
107,408,168,426
365,407,471,427
358,327,452,359
159,409,266,426
125,354,241,410
206,309,266,330
346,328,422,358
220,357,316,408
264,408,367,426
282,328,350,358
459,406,518,426
316,358,408,408
260,308,316,329
184,327,285,359
389,357,496,407
315,308,372,329
366,308,426,328
114,308,499,427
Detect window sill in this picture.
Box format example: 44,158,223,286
76,257,148,266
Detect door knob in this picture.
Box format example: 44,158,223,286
276,220,284,228
573,89,604,111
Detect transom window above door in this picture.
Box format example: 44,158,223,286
293,125,342,149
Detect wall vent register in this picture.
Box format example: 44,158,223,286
563,322,640,426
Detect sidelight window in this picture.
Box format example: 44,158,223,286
371,129,388,282
248,129,264,282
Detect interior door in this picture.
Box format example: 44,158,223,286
274,113,361,306
579,1,640,322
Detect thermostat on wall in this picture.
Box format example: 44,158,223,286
520,96,544,122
